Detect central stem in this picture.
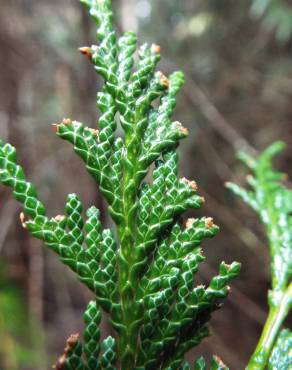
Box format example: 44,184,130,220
117,121,143,369
246,282,292,369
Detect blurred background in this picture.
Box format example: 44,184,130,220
0,0,292,368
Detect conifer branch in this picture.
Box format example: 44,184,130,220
227,141,292,369
0,1,240,368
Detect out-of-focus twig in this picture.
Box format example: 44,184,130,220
182,80,256,154
164,58,257,155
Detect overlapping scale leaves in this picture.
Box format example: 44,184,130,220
227,141,291,369
268,329,292,370
0,0,240,369
226,141,291,293
191,356,229,370
54,301,116,370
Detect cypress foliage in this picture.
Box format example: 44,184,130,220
0,1,240,368
227,141,291,370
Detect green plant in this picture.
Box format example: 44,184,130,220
227,141,292,370
0,0,240,368
250,0,292,42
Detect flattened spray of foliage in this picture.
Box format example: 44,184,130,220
227,141,292,369
0,1,240,368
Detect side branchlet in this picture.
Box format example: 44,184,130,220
227,141,291,370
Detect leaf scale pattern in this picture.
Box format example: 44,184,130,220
227,142,291,369
0,0,240,369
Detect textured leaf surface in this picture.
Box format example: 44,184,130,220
227,141,292,292
0,0,240,369
269,329,292,370
228,142,292,369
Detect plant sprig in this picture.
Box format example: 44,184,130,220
227,141,292,369
0,0,240,368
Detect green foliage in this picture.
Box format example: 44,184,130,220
191,356,229,370
269,329,292,369
227,141,291,292
54,301,116,370
0,0,240,368
227,141,291,369
251,0,292,42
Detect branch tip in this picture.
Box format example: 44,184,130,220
62,118,72,125
181,177,198,191
19,212,27,229
52,124,59,133
186,218,196,229
205,217,214,229
79,46,93,60
157,71,169,88
54,215,66,222
151,43,161,54
53,333,80,370
86,127,99,137
213,355,227,368
67,333,80,346
174,121,189,136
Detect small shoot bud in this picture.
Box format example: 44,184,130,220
213,356,226,366
19,212,27,229
53,333,80,370
151,43,161,54
62,118,72,126
79,46,93,60
54,215,66,222
205,217,214,229
157,71,169,89
52,118,71,133
86,127,99,137
52,124,59,133
181,177,198,191
174,121,189,136
186,218,196,229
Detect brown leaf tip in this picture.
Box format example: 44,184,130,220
86,127,99,137
157,72,169,88
52,124,59,133
79,46,93,59
52,118,72,133
53,357,65,370
181,177,198,191
19,212,27,229
54,215,66,222
174,121,189,136
151,43,161,54
213,356,228,369
62,118,72,126
186,218,196,229
205,217,214,229
53,333,79,370
67,333,79,347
